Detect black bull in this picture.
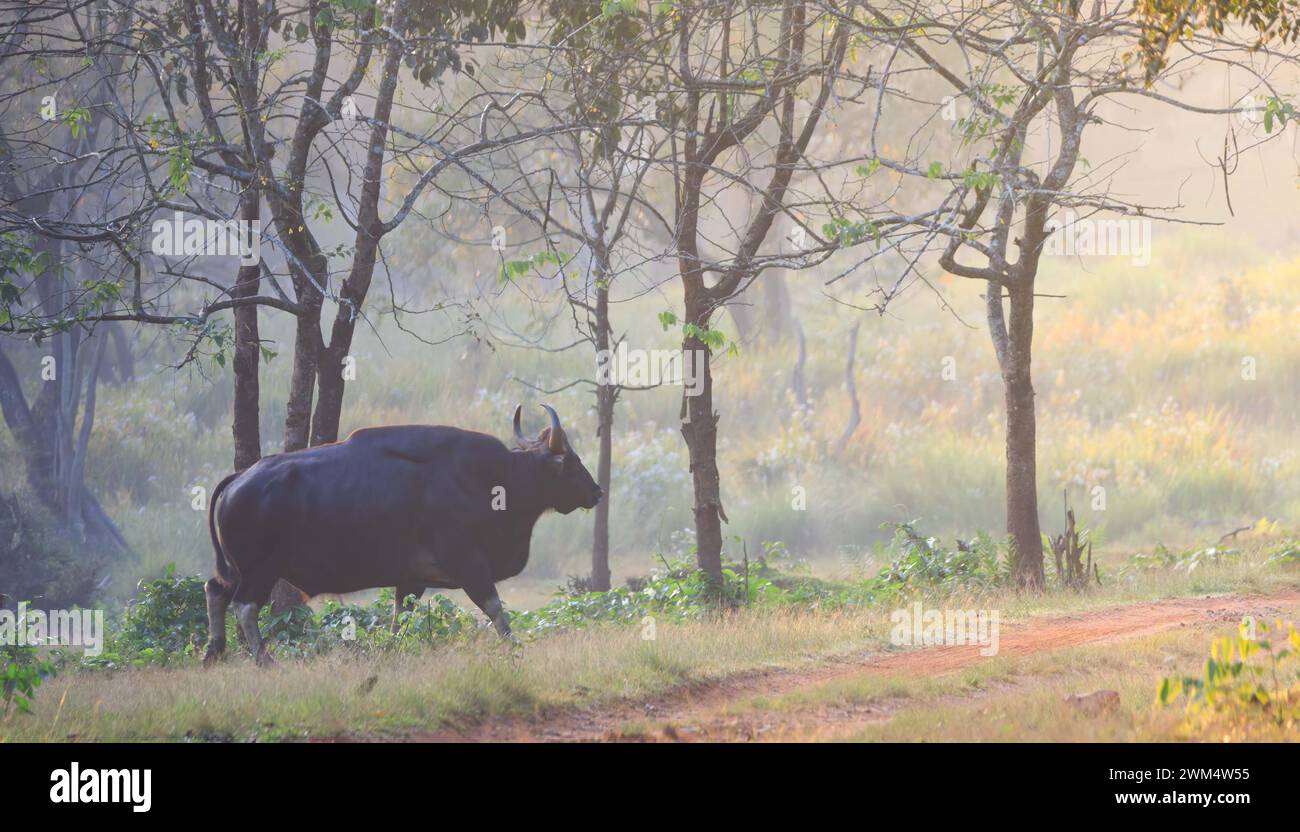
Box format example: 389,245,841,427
203,405,601,665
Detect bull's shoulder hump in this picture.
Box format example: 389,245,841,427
343,424,510,462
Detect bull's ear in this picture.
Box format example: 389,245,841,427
540,403,567,454
539,426,570,448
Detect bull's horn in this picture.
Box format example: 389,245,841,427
512,405,528,447
540,404,566,453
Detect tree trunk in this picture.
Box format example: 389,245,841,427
0,345,56,504
273,273,321,614
283,296,321,455
232,188,262,471
587,271,615,591
679,300,725,589
309,1,409,447
311,341,348,447
591,380,615,593
1001,285,1044,589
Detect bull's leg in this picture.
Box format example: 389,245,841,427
465,583,514,640
391,585,425,634
203,578,234,667
235,602,275,667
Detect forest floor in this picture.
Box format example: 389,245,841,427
359,591,1300,742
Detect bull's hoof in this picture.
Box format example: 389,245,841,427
203,644,225,668
254,649,277,668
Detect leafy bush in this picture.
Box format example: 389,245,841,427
125,566,208,658
867,522,1008,596
1,643,57,716
1121,523,1299,576
87,567,486,665
1265,541,1300,565
1158,617,1300,736
511,557,785,634
1123,543,1241,575
268,591,479,656
1121,537,1299,576
389,593,477,640
85,565,209,668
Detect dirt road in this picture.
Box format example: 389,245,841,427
384,591,1300,742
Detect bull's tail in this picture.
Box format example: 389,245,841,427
208,471,242,590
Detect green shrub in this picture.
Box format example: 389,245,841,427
511,555,784,635
1158,617,1300,737
868,522,1008,596
267,591,479,656
1,643,57,716
1122,542,1241,576
86,565,208,668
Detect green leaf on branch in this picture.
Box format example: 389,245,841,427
498,250,564,284
822,216,882,249
961,168,1001,191
854,158,882,177
62,105,90,139
681,322,728,351
1263,97,1295,133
